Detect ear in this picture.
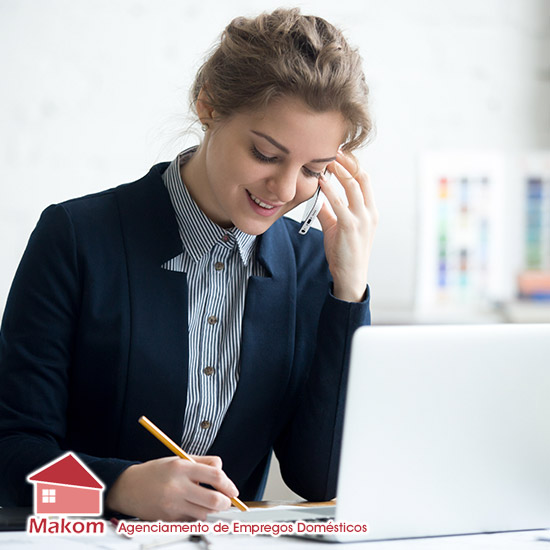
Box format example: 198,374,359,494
196,88,216,124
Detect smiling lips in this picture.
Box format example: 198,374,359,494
248,191,276,209
246,190,284,217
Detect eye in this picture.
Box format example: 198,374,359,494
251,145,324,179
303,166,323,179
250,146,278,163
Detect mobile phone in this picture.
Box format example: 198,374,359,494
299,185,325,235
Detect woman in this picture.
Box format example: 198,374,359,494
0,8,377,521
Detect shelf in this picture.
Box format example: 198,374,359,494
502,300,550,323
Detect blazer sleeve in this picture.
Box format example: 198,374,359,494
273,284,371,501
0,205,136,506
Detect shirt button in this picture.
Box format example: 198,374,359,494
207,315,218,325
214,262,225,272
200,420,211,430
204,366,215,376
222,234,230,243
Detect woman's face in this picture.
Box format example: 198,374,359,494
189,95,347,235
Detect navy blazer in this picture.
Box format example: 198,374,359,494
0,162,370,506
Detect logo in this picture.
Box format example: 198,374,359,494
25,452,106,535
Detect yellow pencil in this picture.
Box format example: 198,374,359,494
138,415,249,512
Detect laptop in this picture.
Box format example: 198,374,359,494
210,324,550,542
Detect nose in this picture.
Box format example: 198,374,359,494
266,167,298,204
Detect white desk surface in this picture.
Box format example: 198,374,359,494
1,528,549,549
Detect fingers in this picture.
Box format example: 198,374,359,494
325,158,365,214
323,151,378,227
172,459,238,520
183,480,233,519
319,168,364,233
105,456,239,522
339,151,379,225
175,500,220,522
316,200,336,233
186,455,239,500
185,460,239,499
193,454,223,469
334,150,370,204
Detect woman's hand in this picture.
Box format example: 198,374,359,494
105,455,239,521
318,150,378,303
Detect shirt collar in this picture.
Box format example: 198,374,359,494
162,147,257,266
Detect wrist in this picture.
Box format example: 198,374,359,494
332,281,367,303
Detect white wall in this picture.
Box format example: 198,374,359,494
1,0,549,316
2,0,549,318
1,0,549,498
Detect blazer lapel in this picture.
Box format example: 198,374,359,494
209,221,296,479
114,164,189,460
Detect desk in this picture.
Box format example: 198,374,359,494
1,503,549,549
1,526,549,549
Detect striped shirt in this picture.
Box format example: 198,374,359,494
161,148,266,455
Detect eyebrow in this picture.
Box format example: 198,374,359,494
251,131,336,163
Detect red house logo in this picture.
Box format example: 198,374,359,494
27,452,104,516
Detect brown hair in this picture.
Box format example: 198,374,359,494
191,8,373,151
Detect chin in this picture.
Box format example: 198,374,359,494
234,218,276,236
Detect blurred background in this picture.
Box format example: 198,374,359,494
1,0,549,498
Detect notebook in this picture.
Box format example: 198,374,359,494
210,324,550,542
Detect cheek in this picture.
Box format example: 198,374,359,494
296,178,320,203
218,147,264,184
206,145,245,193
238,158,274,185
